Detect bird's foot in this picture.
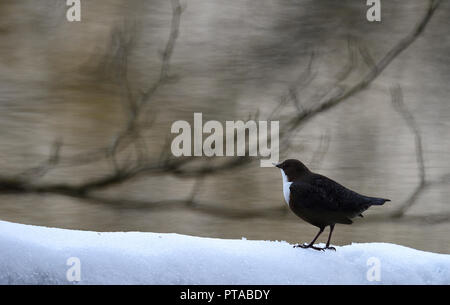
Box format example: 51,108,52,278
293,243,307,248
293,243,336,251
293,243,324,251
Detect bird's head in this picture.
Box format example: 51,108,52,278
274,159,310,182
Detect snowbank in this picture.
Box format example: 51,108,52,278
0,220,449,284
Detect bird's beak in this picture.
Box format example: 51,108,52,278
273,162,281,168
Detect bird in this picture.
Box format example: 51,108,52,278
274,159,390,251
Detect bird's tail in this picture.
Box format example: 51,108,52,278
368,197,391,206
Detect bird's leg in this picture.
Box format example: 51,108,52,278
324,224,336,251
294,227,324,250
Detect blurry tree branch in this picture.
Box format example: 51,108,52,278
280,0,442,137
18,139,62,179
389,86,449,219
389,86,426,218
0,0,186,192
308,131,330,170
0,0,254,200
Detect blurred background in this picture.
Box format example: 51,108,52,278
0,0,449,253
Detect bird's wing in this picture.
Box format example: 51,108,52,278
289,180,339,211
289,174,371,215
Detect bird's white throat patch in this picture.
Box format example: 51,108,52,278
280,169,292,206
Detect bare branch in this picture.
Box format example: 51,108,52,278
387,85,449,219
269,50,316,121
24,0,185,174
283,0,442,134
389,86,427,218
309,131,331,170
17,139,62,179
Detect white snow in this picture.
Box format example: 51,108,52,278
0,220,449,284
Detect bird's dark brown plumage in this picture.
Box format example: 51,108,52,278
276,159,390,251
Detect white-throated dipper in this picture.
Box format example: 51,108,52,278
275,159,390,251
